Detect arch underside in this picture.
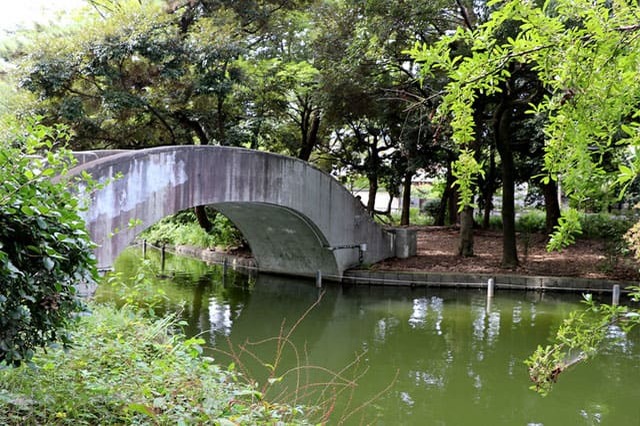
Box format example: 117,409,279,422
212,202,339,277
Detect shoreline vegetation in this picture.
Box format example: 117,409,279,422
0,303,315,425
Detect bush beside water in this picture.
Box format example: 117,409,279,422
140,210,244,250
0,303,311,425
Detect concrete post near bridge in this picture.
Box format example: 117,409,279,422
388,228,418,259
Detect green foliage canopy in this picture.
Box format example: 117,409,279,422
17,2,245,149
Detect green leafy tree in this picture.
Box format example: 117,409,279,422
315,0,464,222
408,0,640,253
0,121,97,366
17,2,245,149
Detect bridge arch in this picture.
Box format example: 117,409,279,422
69,146,394,278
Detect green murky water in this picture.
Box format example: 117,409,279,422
96,249,640,425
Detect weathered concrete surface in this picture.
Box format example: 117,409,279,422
387,228,417,259
68,146,395,278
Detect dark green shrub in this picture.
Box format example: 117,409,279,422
481,214,503,230
421,198,441,220
580,212,634,240
516,210,546,234
0,121,97,366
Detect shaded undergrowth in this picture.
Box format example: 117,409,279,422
0,303,308,425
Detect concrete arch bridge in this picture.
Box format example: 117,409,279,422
69,146,409,279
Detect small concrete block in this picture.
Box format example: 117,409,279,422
389,227,418,259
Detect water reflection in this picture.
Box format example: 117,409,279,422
207,297,234,338
100,248,640,425
408,297,444,335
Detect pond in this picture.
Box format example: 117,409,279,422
95,248,640,425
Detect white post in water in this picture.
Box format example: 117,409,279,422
486,278,495,312
316,270,322,289
612,284,621,306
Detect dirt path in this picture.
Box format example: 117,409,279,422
374,226,640,282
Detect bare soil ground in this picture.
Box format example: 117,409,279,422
373,226,640,282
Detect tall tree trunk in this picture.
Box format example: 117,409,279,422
400,170,413,226
542,179,561,234
458,205,474,256
482,146,496,229
298,110,320,161
366,176,378,214
495,105,518,268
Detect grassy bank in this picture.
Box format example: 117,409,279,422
0,303,309,425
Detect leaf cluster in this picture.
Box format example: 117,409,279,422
525,289,640,396
0,120,97,366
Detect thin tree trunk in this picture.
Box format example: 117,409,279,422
457,96,486,257
216,95,226,144
448,182,459,225
298,111,320,161
458,205,474,256
435,160,455,226
495,104,518,268
366,177,378,214
499,148,518,267
400,170,413,226
542,179,561,234
482,146,496,229
185,118,215,232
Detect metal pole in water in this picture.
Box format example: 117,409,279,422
486,278,494,312
142,239,147,258
161,244,166,272
612,284,620,306
223,258,228,275
316,270,322,289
